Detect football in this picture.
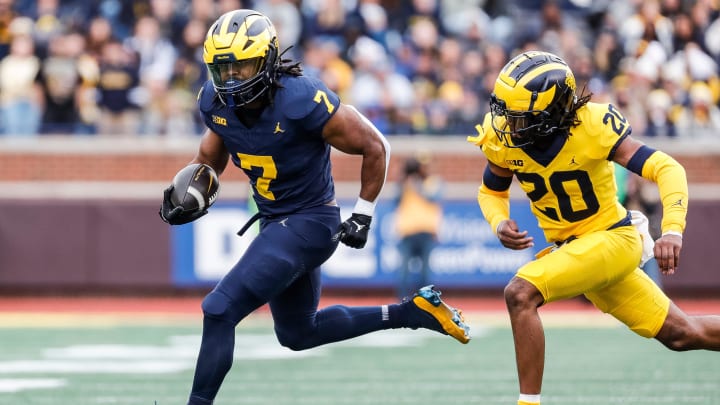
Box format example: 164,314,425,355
170,163,220,212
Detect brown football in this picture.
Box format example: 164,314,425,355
170,163,220,211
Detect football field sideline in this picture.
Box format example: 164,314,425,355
1,293,719,326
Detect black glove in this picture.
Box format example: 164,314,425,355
159,185,208,225
333,213,372,249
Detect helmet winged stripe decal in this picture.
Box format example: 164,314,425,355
489,51,579,148
203,9,281,107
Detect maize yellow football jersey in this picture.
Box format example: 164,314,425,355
475,102,631,242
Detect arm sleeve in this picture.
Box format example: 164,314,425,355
478,165,512,234
632,148,688,234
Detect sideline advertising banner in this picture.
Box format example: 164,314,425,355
172,200,545,288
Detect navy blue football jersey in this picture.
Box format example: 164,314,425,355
198,75,340,216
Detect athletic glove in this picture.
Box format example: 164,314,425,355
159,185,208,225
333,213,372,249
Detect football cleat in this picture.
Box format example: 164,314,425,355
407,285,471,344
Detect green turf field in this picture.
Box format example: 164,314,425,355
0,315,718,404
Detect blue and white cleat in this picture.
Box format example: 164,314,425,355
407,285,471,344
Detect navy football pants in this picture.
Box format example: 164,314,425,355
189,205,402,403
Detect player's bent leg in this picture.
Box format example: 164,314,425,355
655,301,720,351
275,304,396,350
271,278,470,348
589,268,720,351
405,285,471,344
271,269,402,350
504,276,546,396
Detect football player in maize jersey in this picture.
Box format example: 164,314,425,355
158,9,470,405
468,51,720,405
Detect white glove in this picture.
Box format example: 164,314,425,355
629,210,655,266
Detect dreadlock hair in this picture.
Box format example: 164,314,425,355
275,46,303,80
259,46,302,107
568,84,593,128
530,84,593,150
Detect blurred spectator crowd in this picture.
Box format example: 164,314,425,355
0,0,719,139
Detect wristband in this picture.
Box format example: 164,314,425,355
662,230,683,238
353,197,376,217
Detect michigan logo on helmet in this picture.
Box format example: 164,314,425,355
203,9,280,107
490,51,578,148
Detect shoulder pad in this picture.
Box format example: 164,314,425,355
197,81,220,113
575,102,633,160
275,75,338,120
577,102,605,129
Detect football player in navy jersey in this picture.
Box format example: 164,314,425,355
159,9,470,405
469,51,720,405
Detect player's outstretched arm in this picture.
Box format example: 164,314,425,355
323,104,390,249
613,135,687,274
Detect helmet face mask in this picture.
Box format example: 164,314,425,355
203,10,280,108
490,94,558,148
490,51,577,148
207,57,270,107
209,59,264,88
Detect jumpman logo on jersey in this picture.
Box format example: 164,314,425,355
569,155,579,165
274,122,285,134
351,220,366,232
279,218,289,227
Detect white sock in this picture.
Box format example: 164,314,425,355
519,393,541,403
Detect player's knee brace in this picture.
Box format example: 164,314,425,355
201,290,254,324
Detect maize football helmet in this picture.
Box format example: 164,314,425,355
490,51,577,148
203,9,280,107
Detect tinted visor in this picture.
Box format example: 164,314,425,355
505,110,537,133
208,58,265,90
490,95,542,148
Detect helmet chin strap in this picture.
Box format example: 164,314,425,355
225,94,236,109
